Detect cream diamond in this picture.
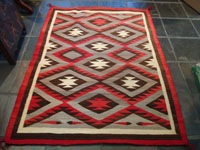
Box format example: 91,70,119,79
117,30,130,38
91,42,109,51
68,28,84,37
102,25,144,43
90,59,110,69
122,77,140,89
59,76,78,88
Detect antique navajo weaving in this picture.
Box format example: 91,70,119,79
5,7,188,145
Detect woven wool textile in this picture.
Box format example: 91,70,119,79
5,7,188,145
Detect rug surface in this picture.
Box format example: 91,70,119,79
5,7,188,145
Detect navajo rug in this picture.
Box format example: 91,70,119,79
5,7,188,146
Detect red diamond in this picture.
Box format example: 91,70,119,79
79,94,119,114
90,18,111,26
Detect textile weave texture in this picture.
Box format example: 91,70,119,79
5,7,188,146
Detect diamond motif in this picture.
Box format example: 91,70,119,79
76,37,125,76
77,37,123,53
108,47,146,63
89,18,112,26
103,67,157,97
79,94,119,114
50,74,86,90
65,28,86,37
76,55,125,76
89,41,111,52
63,51,82,60
102,25,144,43
53,23,98,43
68,88,130,121
116,51,136,60
80,14,120,30
116,30,131,38
53,47,92,63
84,57,115,72
39,67,98,97
122,77,140,89
114,74,147,92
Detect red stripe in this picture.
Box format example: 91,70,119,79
146,9,188,144
138,122,156,126
69,121,83,125
115,122,131,125
4,139,189,146
40,121,60,124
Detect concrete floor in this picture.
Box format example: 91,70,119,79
0,0,200,149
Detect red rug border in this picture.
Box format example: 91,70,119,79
4,6,188,146
145,9,188,143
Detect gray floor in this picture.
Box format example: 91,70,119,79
0,0,200,149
